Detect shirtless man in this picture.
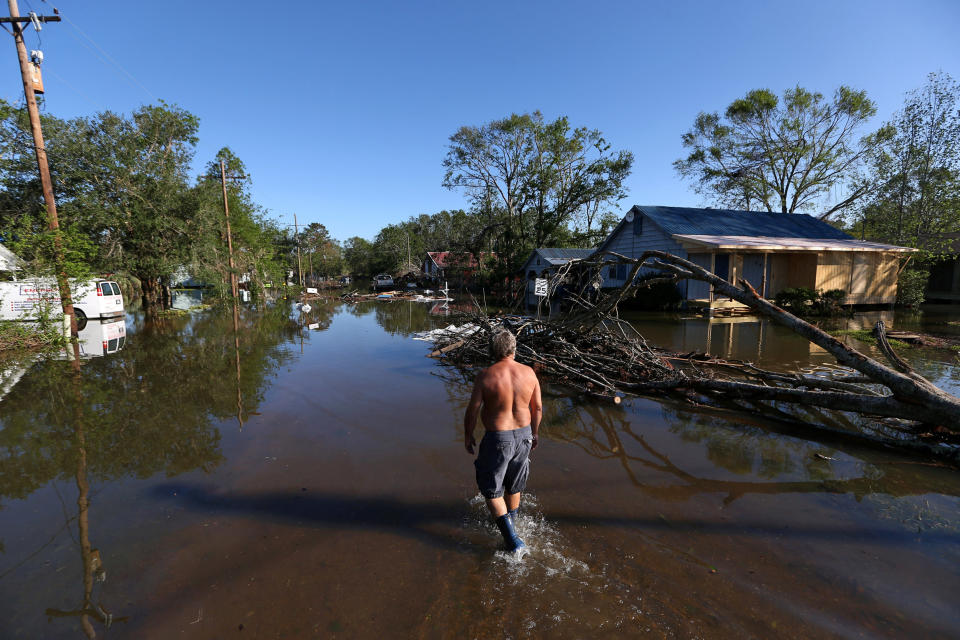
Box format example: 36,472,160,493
464,329,542,553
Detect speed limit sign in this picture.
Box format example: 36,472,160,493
534,278,548,297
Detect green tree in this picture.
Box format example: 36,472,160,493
674,86,877,218
852,72,960,305
0,99,98,278
343,236,374,277
300,222,342,280
443,111,632,270
191,148,287,297
0,105,288,308
854,72,960,252
73,103,200,315
373,223,423,275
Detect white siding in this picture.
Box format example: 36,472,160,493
741,254,765,292
685,253,712,300
599,217,686,287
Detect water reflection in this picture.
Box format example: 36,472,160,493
0,306,297,502
0,305,297,637
337,299,466,337
374,300,448,337
297,300,336,333
41,374,130,637
546,397,960,507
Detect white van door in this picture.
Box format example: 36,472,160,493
73,280,124,320
99,281,124,316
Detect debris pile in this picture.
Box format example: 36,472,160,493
422,315,676,401
417,250,960,461
340,289,452,303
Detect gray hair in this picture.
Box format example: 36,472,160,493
489,329,516,360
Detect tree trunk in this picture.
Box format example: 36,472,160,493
161,279,172,310
569,251,960,429
141,276,161,320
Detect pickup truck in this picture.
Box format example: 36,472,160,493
373,274,394,290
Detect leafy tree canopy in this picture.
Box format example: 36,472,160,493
675,86,877,218
443,111,632,271
851,71,960,259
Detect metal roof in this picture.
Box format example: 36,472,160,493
520,248,594,272
636,205,853,240
533,248,595,265
673,235,917,253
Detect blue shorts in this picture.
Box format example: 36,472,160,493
474,426,533,499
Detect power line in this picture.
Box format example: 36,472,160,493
59,12,156,101
44,64,98,108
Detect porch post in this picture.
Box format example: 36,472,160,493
709,253,716,304
761,252,769,298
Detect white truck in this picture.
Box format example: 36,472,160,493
0,278,124,329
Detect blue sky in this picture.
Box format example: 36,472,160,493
4,0,958,241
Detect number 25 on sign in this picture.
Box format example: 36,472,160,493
534,278,548,297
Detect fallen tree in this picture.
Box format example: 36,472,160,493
418,251,960,459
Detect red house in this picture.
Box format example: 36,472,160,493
423,251,494,285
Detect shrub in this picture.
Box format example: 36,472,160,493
774,287,849,316
774,287,818,312
896,268,928,307
816,289,847,315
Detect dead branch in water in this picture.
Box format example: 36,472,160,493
418,251,959,459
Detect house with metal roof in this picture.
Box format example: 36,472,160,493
595,205,915,308
519,248,595,307
520,248,595,277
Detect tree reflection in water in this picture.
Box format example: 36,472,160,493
373,300,441,337
545,397,960,505
426,327,959,513
0,304,298,637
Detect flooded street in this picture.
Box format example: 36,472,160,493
1,301,958,639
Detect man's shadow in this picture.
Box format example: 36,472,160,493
152,481,959,550
150,483,477,552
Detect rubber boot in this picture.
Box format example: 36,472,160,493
495,514,526,553
508,507,519,521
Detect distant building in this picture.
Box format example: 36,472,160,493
423,251,494,285
926,232,960,303
519,248,595,307
169,266,208,289
594,205,915,309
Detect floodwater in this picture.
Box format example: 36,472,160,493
0,300,958,639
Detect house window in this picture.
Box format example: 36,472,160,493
616,264,627,280
608,266,616,279
536,258,541,265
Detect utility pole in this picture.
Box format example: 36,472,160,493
219,160,238,300
293,213,303,287
3,2,73,334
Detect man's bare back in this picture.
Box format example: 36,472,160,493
476,358,541,431
464,354,542,455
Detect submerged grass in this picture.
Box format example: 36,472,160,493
831,329,910,348
0,321,68,354
156,303,213,317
